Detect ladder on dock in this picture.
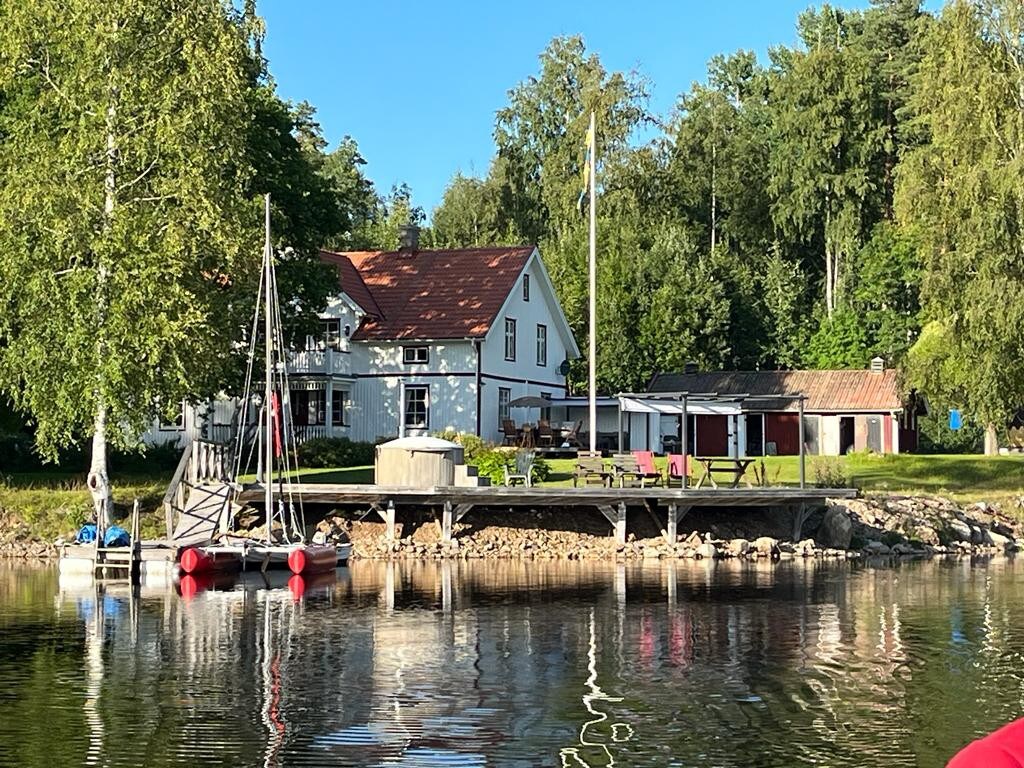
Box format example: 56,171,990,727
93,500,142,580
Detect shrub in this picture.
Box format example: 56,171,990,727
436,433,552,485
298,437,375,469
812,456,848,488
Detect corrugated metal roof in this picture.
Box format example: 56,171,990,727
647,369,906,412
320,246,534,341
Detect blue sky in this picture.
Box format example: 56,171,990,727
260,1,942,218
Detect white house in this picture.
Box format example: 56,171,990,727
145,227,580,447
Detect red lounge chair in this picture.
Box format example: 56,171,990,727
632,451,663,487
666,454,689,487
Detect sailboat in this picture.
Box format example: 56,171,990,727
178,194,351,576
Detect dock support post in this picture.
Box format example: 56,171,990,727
385,501,396,542
615,502,627,546
666,504,678,545
442,501,453,544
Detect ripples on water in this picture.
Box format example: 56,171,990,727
1,558,1023,767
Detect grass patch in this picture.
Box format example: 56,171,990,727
0,471,169,542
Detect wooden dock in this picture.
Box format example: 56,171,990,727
237,483,858,545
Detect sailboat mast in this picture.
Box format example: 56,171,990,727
264,193,274,537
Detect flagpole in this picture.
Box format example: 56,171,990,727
588,110,597,454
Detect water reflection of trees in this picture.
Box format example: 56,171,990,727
4,559,1024,766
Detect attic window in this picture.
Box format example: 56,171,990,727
403,345,429,365
523,274,530,302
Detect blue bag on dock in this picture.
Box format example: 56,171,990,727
102,526,130,548
74,524,97,544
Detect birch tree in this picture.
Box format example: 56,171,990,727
0,1,260,523
897,0,1024,454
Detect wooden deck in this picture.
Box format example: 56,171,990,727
238,483,857,545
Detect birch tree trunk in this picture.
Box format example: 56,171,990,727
984,423,1000,456
88,38,118,529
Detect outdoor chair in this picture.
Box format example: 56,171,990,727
503,450,536,487
536,419,555,448
611,453,644,488
562,420,583,449
632,450,663,487
501,419,519,447
573,450,610,487
666,454,689,488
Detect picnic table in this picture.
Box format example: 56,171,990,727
693,457,755,489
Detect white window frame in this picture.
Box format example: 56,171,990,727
404,385,429,430
331,389,349,427
504,318,517,361
523,273,531,302
402,345,429,365
536,323,547,367
158,401,186,431
498,387,511,425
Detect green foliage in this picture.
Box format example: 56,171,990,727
812,456,849,488
297,437,374,469
918,412,985,454
897,0,1024,439
436,432,550,484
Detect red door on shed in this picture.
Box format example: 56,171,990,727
765,413,800,455
696,415,728,456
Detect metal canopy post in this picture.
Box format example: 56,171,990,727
798,396,806,489
617,407,624,453
680,394,688,489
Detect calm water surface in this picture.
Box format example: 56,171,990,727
1,558,1023,767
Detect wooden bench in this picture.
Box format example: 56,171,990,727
573,451,611,487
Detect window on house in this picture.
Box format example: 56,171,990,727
504,318,517,361
331,389,349,427
159,401,185,430
403,345,429,364
523,274,530,302
536,324,547,367
322,319,341,350
498,387,511,425
404,386,429,429
291,389,326,426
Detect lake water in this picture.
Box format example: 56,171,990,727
1,558,1023,767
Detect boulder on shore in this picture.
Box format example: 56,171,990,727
817,506,853,549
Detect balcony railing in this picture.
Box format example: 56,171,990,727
288,347,351,377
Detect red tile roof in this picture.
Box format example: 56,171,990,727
319,246,535,341
648,369,907,412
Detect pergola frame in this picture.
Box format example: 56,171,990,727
615,391,809,489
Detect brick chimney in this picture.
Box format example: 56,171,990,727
397,224,420,252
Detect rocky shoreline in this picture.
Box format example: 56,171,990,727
317,493,1024,562
3,493,1023,563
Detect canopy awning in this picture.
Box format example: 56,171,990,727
617,396,743,416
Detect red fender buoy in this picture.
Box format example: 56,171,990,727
179,547,208,574
287,545,337,575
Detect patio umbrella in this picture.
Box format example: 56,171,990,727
508,395,551,408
